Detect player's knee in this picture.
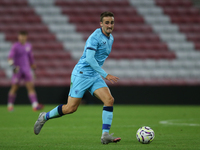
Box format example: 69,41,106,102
10,85,18,94
28,90,35,95
64,105,78,114
27,87,35,93
105,96,114,106
70,106,78,113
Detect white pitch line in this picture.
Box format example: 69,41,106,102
159,119,200,126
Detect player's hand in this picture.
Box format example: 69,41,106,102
31,64,37,70
105,74,119,84
13,66,19,73
33,71,37,79
8,59,14,66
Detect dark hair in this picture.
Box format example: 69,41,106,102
19,31,28,35
100,11,114,22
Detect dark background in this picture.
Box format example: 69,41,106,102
1,86,200,105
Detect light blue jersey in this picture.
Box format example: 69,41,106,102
69,28,114,98
72,28,114,78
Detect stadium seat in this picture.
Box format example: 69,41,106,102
0,0,73,86
156,0,192,8
157,0,200,55
0,70,6,78
1,0,200,86
56,0,176,60
0,0,28,7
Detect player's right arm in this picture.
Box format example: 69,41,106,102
8,44,19,73
8,44,15,65
28,44,37,78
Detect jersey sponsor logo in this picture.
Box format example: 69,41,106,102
100,40,107,46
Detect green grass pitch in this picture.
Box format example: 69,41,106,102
0,105,200,150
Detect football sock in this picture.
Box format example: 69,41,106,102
8,93,16,106
28,93,38,108
44,104,64,120
102,106,113,134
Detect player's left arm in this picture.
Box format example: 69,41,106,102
28,45,36,70
105,74,119,84
28,45,36,78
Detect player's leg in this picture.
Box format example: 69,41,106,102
94,87,114,134
7,72,21,111
34,96,82,135
24,70,43,111
7,84,19,111
34,75,89,135
91,78,114,134
94,87,121,144
25,81,43,111
90,77,121,144
45,96,82,120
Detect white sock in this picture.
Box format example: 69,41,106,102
32,102,38,108
8,103,13,107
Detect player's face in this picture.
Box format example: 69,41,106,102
100,16,114,36
18,34,27,44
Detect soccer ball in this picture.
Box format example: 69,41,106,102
136,126,155,144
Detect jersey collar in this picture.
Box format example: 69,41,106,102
18,41,27,46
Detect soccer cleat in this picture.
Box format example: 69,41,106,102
101,132,121,144
33,104,44,111
34,112,46,135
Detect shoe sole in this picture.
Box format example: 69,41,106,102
113,138,121,143
101,137,121,144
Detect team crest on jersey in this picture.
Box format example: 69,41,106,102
25,46,30,52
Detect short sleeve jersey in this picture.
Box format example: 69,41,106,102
72,28,114,77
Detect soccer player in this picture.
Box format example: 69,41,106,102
7,31,44,111
34,12,121,144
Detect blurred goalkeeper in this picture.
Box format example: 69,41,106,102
34,12,121,144
7,31,44,112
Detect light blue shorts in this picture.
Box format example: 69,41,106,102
69,74,108,98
